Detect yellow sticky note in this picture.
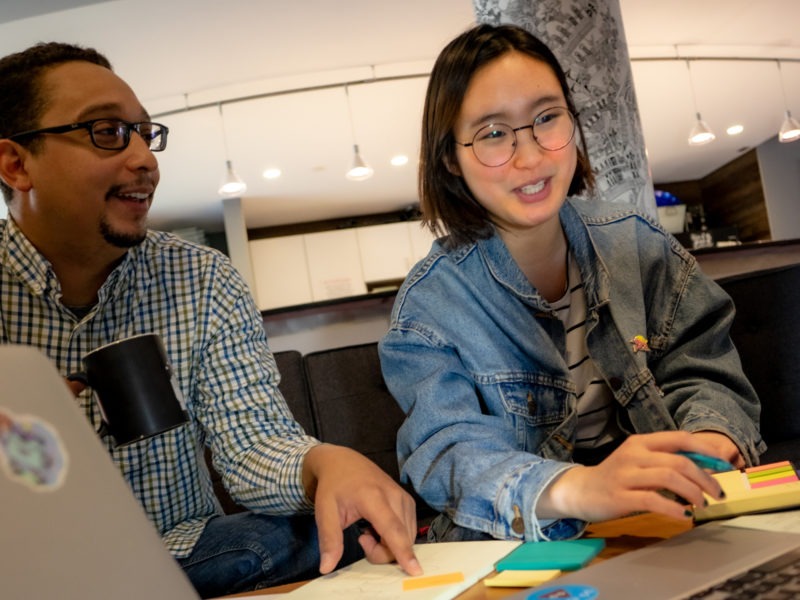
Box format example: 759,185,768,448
402,571,465,591
483,569,562,588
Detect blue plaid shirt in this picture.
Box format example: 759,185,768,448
0,218,317,557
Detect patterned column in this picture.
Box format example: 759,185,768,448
473,0,655,215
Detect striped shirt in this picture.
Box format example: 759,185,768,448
551,252,622,449
0,218,317,557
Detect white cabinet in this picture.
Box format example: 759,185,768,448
357,221,438,283
407,221,438,264
304,229,367,300
250,220,434,310
249,236,313,311
357,222,414,283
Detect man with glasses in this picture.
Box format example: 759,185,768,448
0,42,420,598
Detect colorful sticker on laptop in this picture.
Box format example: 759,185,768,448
0,407,68,491
526,584,599,600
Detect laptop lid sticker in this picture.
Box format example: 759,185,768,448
0,408,68,491
526,584,599,599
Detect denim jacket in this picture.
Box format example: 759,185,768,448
379,198,763,542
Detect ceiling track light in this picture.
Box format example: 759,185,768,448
348,144,373,181
685,60,715,146
220,159,247,196
217,103,247,196
344,85,373,181
776,61,800,144
779,111,800,144
689,113,716,146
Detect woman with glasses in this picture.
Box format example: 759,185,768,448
378,24,762,543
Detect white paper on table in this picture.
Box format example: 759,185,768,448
214,595,289,599
720,509,800,534
286,540,520,600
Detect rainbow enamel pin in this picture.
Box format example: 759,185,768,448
630,335,650,353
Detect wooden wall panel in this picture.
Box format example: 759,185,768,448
701,150,770,242
656,149,771,243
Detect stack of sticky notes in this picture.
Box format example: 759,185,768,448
746,462,799,488
484,538,606,588
694,460,800,521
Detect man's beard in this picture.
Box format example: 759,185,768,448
99,218,147,248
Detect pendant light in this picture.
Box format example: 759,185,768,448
217,103,247,196
777,61,800,144
686,60,715,146
344,85,373,181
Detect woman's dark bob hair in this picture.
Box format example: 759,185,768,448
419,23,595,247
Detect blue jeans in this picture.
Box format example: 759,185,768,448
427,513,494,542
178,512,364,598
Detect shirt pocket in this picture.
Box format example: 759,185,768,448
109,423,191,477
497,377,571,453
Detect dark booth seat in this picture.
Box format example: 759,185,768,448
717,263,800,465
206,344,435,524
205,263,800,518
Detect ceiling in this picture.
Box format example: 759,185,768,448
0,0,798,234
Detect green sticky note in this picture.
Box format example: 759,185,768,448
495,538,605,571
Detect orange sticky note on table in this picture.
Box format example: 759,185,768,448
402,571,465,591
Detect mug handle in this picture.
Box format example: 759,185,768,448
66,372,110,438
66,371,88,386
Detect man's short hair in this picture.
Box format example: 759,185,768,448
0,42,112,203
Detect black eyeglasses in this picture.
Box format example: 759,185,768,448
455,106,576,167
8,118,169,152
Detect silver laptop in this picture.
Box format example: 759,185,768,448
0,344,199,600
506,520,800,599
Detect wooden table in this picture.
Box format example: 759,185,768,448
224,512,693,599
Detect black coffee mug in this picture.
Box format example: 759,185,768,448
69,333,188,447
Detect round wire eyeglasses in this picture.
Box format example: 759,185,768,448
455,106,576,167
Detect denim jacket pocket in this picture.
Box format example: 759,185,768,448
497,377,571,453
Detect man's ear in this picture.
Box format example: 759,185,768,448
0,139,33,193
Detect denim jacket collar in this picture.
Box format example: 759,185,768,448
473,199,612,313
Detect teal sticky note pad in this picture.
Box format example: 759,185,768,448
495,538,605,571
